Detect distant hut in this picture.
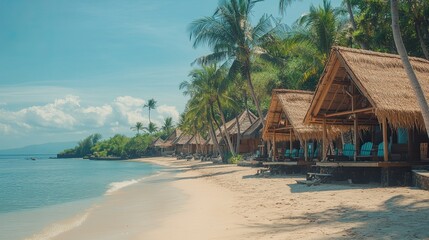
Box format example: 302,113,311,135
304,46,429,172
186,134,206,155
263,89,340,161
173,132,193,154
152,137,165,156
218,110,263,154
158,129,182,155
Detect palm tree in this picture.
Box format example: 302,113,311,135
180,65,237,156
162,117,174,134
143,122,158,134
297,0,344,55
143,98,157,123
391,0,429,137
130,122,144,135
189,0,276,128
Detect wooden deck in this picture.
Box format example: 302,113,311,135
316,161,429,168
263,161,314,166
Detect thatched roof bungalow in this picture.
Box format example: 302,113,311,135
262,89,340,161
304,46,429,164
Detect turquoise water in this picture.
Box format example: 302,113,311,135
0,155,162,239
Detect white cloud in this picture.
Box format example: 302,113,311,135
157,105,180,122
0,95,179,138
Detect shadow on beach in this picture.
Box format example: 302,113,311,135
244,194,429,240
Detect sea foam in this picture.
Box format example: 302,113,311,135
105,171,162,195
24,209,92,240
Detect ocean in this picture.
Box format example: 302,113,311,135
0,154,162,240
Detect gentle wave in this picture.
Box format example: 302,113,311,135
24,208,93,240
105,171,163,195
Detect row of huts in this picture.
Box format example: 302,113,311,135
262,46,429,186
153,111,263,157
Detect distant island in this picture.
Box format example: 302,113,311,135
0,141,77,155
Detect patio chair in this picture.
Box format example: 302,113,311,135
377,142,392,159
343,143,355,159
291,148,298,158
284,149,291,159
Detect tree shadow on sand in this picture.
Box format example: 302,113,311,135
245,194,429,239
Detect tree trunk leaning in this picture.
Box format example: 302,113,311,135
391,0,429,138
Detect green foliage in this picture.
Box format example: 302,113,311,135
91,134,130,158
124,134,154,158
58,133,101,157
229,154,243,164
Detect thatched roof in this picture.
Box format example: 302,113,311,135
174,132,193,145
305,46,429,130
226,111,258,135
159,129,182,148
152,137,165,147
204,110,261,145
242,118,263,139
263,89,340,141
187,134,206,145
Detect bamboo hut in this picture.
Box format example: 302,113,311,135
218,110,262,154
158,129,182,155
262,89,340,163
186,134,206,154
173,132,193,154
304,46,429,170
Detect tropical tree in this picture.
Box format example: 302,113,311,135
391,0,429,137
180,65,237,156
143,98,157,123
189,0,277,128
130,122,144,135
297,0,345,56
143,122,158,134
161,117,174,135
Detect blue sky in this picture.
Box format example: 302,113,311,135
0,0,340,149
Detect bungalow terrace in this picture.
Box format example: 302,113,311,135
262,89,340,169
304,46,429,185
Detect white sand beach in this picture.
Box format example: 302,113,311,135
52,157,429,240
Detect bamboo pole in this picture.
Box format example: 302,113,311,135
383,118,388,162
323,118,327,160
304,140,308,161
354,113,358,161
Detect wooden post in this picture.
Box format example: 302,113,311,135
304,140,308,161
289,131,293,153
322,118,327,160
382,118,388,162
272,130,276,161
354,113,358,161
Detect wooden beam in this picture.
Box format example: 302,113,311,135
289,130,293,153
313,59,341,116
382,118,388,162
304,140,308,162
354,113,358,161
324,107,374,118
322,118,327,160
272,131,276,161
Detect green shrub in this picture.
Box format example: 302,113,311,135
229,154,243,164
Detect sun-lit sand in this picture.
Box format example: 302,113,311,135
52,157,429,240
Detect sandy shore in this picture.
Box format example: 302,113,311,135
52,157,429,240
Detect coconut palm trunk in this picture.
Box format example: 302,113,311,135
216,97,235,156
235,115,241,154
244,62,265,129
391,0,429,137
209,116,223,157
344,0,367,49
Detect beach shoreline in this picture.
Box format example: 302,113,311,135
32,156,429,240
